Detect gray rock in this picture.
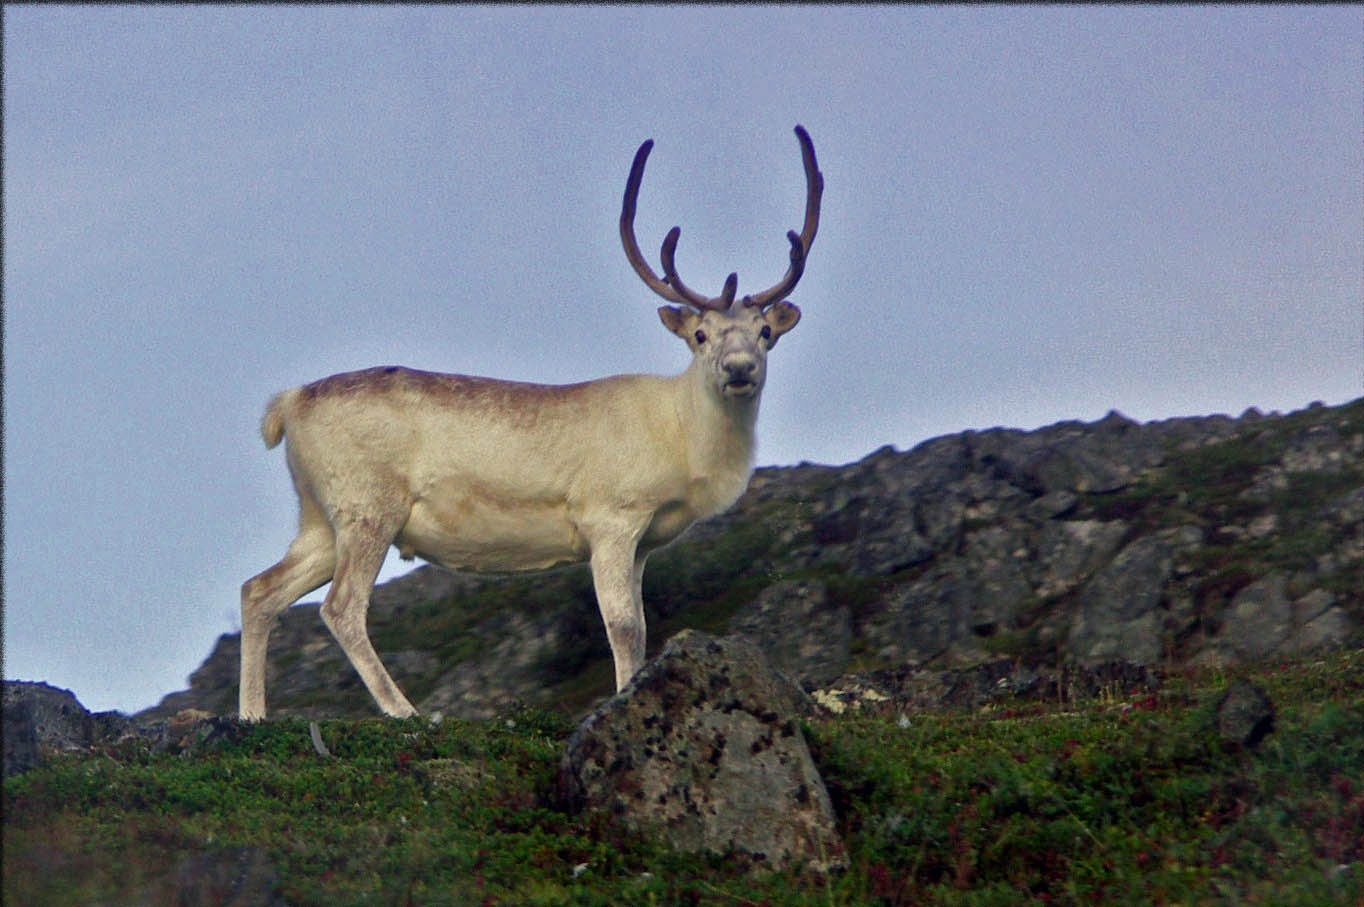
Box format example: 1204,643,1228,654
971,410,1159,496
1215,679,1275,748
957,527,1034,630
419,611,570,719
728,580,851,687
1281,424,1349,474
1068,537,1173,664
1292,589,1335,625
1030,445,1134,495
1330,487,1364,525
864,572,976,666
1035,519,1129,600
1283,606,1355,656
812,491,938,576
558,631,844,872
1218,574,1293,660
1028,490,1080,521
3,690,39,777
3,681,266,777
3,681,136,776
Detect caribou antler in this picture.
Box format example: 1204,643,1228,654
620,125,822,312
620,140,734,311
744,125,823,309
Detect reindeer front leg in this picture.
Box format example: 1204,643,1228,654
589,531,649,691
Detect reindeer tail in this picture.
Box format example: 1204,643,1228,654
260,390,296,449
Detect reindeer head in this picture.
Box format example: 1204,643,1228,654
620,126,822,401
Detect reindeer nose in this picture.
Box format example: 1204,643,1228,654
722,355,760,395
724,356,757,382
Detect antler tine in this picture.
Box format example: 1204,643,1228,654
660,228,734,311
620,137,736,312
718,272,738,307
744,125,823,309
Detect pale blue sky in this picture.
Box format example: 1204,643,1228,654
5,6,1361,713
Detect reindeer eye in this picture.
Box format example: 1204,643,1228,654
694,330,707,344
760,325,772,341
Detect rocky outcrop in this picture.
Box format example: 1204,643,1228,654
4,682,251,777
557,631,844,872
136,397,1363,722
3,681,136,777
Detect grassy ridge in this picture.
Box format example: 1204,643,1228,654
5,650,1362,905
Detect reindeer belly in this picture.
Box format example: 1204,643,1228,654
641,499,700,550
397,493,587,573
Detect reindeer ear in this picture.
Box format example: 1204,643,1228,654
658,306,701,340
763,301,801,345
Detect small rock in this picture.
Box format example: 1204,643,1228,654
1028,490,1079,521
1282,607,1354,656
1215,679,1275,748
1291,589,1335,625
143,714,246,756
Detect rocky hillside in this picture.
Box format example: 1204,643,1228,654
140,397,1364,722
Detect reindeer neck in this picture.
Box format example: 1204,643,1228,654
674,359,759,491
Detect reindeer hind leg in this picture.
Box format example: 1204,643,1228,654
319,515,418,718
239,527,336,720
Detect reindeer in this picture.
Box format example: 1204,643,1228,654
239,126,822,720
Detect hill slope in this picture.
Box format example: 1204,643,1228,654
141,397,1363,721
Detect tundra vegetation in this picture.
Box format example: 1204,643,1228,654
4,648,1362,905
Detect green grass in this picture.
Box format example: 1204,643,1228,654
813,658,1364,905
6,651,1362,905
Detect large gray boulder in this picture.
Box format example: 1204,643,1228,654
557,631,844,873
